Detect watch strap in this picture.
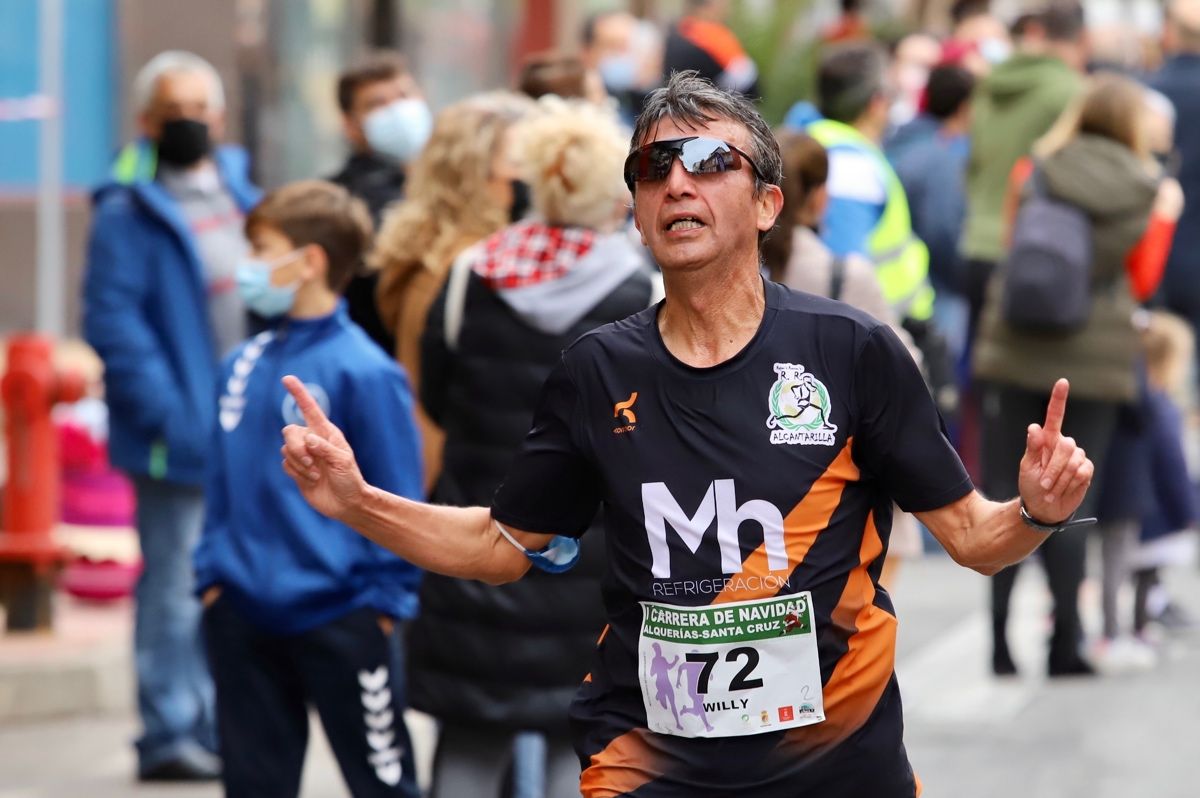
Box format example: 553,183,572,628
1019,500,1097,534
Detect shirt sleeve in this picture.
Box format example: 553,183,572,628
851,324,973,512
192,379,230,594
1126,214,1176,303
491,358,603,537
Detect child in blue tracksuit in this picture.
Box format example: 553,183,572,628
193,180,423,797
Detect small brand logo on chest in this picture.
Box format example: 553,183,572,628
613,391,639,434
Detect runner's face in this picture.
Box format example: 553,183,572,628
631,117,781,276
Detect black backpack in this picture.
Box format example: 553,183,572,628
1000,166,1094,333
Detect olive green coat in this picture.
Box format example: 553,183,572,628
973,135,1157,402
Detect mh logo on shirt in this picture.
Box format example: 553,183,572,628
642,480,786,578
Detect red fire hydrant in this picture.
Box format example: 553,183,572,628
0,334,85,631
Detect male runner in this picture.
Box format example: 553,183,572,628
281,72,1095,797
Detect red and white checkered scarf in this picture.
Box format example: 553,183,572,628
472,220,596,290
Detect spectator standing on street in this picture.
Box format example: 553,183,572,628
328,52,431,355
804,46,960,421
1130,312,1198,637
973,73,1160,678
961,3,1086,334
373,93,535,492
194,181,423,797
580,9,651,124
806,44,935,328
1149,0,1200,367
662,0,758,97
82,50,261,781
763,131,919,364
410,99,653,798
888,64,977,365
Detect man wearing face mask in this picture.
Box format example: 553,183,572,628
82,50,260,782
329,52,432,356
581,10,646,125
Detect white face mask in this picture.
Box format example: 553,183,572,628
362,98,433,163
598,54,639,92
979,37,1012,65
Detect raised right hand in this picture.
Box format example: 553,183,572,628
280,375,366,521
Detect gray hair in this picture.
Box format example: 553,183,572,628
629,70,783,197
132,50,225,114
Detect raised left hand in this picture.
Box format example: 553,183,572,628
1017,378,1095,524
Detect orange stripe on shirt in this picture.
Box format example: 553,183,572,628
583,625,611,683
579,727,667,798
779,510,896,753
711,440,859,605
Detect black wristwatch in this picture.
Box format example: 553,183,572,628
1018,499,1096,534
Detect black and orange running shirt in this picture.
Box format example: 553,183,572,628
492,280,972,798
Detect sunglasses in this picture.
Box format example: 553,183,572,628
623,136,765,191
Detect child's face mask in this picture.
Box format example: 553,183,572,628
236,248,305,318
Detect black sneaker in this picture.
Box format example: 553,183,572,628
992,646,1018,677
1047,655,1096,678
138,745,221,782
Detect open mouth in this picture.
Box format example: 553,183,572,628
666,217,705,232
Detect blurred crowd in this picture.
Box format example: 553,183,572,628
74,0,1200,795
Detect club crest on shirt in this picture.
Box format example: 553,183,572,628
766,363,837,446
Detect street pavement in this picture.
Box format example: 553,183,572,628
0,547,1197,798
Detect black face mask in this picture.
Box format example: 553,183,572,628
1154,150,1181,179
509,179,532,223
157,118,211,167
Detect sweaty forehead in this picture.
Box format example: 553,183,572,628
640,116,751,150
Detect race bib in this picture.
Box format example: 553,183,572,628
637,592,826,738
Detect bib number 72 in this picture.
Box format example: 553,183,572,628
685,646,764,693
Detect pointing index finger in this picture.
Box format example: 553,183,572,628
282,375,333,433
1043,378,1069,437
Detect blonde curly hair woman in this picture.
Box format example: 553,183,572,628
373,91,534,489
517,96,630,229
406,97,655,798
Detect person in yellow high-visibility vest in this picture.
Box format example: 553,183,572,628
804,44,935,324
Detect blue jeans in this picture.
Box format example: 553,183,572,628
131,476,216,770
430,725,579,798
511,731,546,798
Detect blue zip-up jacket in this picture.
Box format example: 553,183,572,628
193,303,424,634
82,140,261,484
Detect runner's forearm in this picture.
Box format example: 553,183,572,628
918,492,1050,576
342,487,538,584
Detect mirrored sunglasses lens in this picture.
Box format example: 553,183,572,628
627,146,667,183
680,139,735,176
